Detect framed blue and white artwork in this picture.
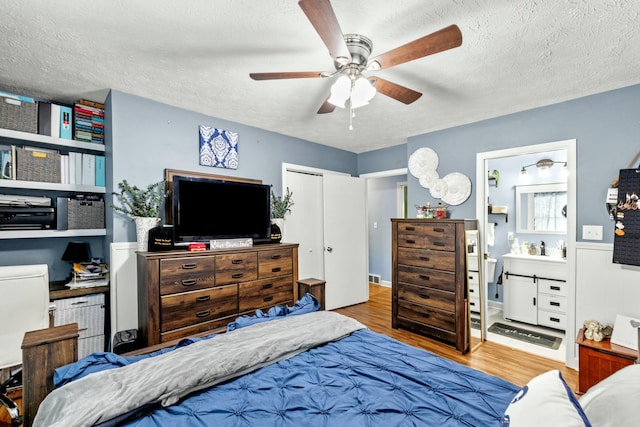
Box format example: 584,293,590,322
199,125,239,169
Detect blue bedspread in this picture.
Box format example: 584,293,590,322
58,328,519,426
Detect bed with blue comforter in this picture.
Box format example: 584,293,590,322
33,300,520,427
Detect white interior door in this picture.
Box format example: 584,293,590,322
323,174,368,310
284,168,369,310
284,171,324,279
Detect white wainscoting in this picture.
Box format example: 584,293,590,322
575,242,640,333
109,242,138,347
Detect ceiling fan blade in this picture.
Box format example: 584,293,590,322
250,71,325,80
317,96,336,114
369,77,422,104
298,0,351,64
368,24,462,71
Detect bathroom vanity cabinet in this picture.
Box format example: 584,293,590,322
502,254,568,330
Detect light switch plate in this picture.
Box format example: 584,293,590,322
583,225,603,240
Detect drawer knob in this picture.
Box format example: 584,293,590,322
196,295,210,302
196,310,211,318
419,275,430,281
405,226,416,231
405,239,416,244
550,301,561,307
181,279,197,287
232,259,244,265
421,313,430,319
264,296,274,302
232,273,244,279
469,288,475,294
271,255,281,260
263,283,273,289
71,301,88,305
419,294,430,299
432,228,445,233
433,241,446,247
181,263,197,270
419,256,430,261
550,317,560,323
550,285,561,291
271,267,281,273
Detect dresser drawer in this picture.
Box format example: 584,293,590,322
159,256,216,295
239,276,293,312
537,279,567,297
397,283,455,312
397,224,427,249
468,281,480,299
258,248,293,278
538,293,567,314
397,247,456,271
397,300,455,332
538,310,566,330
216,252,258,285
161,284,238,331
160,317,232,343
397,265,456,292
469,296,480,313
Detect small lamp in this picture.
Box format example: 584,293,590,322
61,241,91,282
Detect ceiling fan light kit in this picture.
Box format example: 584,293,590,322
250,0,462,125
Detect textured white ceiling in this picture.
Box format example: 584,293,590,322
1,0,639,153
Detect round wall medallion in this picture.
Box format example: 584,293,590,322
408,148,439,178
441,172,472,205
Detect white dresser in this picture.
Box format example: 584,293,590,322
502,254,567,330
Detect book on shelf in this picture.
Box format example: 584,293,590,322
38,102,61,138
0,144,14,180
81,153,96,186
60,106,73,140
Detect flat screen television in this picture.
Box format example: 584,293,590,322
172,175,271,245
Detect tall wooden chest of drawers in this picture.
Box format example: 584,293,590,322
391,219,473,352
137,243,298,346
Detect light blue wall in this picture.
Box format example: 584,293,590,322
367,175,406,283
107,90,358,244
356,84,640,295
404,84,640,244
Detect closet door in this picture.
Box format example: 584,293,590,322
285,170,368,310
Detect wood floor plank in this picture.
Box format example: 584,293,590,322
334,284,578,389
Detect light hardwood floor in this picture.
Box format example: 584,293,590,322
334,284,578,389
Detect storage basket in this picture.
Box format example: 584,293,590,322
15,147,61,183
68,198,105,229
0,96,38,133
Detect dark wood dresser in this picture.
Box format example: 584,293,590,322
391,219,474,353
137,243,298,346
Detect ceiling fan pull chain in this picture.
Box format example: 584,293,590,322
349,106,354,130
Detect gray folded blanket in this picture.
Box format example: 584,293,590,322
34,311,366,427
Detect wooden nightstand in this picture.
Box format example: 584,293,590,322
297,278,325,310
576,328,637,394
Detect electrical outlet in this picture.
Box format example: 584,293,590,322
507,231,514,241
583,225,603,240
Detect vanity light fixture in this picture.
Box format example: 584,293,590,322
520,159,567,176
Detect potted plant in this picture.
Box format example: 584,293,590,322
111,179,167,251
270,187,294,242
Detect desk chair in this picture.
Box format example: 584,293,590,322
0,264,50,426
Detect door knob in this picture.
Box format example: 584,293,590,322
326,247,333,253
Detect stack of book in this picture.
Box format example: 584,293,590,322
69,262,109,289
73,100,104,144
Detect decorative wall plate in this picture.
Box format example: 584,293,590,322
441,172,472,205
419,170,439,188
429,179,448,199
408,148,439,178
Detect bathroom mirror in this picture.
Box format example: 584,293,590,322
465,230,484,351
516,183,567,234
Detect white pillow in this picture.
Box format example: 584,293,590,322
579,364,640,427
501,370,591,427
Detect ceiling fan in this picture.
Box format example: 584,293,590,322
249,0,462,115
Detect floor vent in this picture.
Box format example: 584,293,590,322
368,274,381,284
